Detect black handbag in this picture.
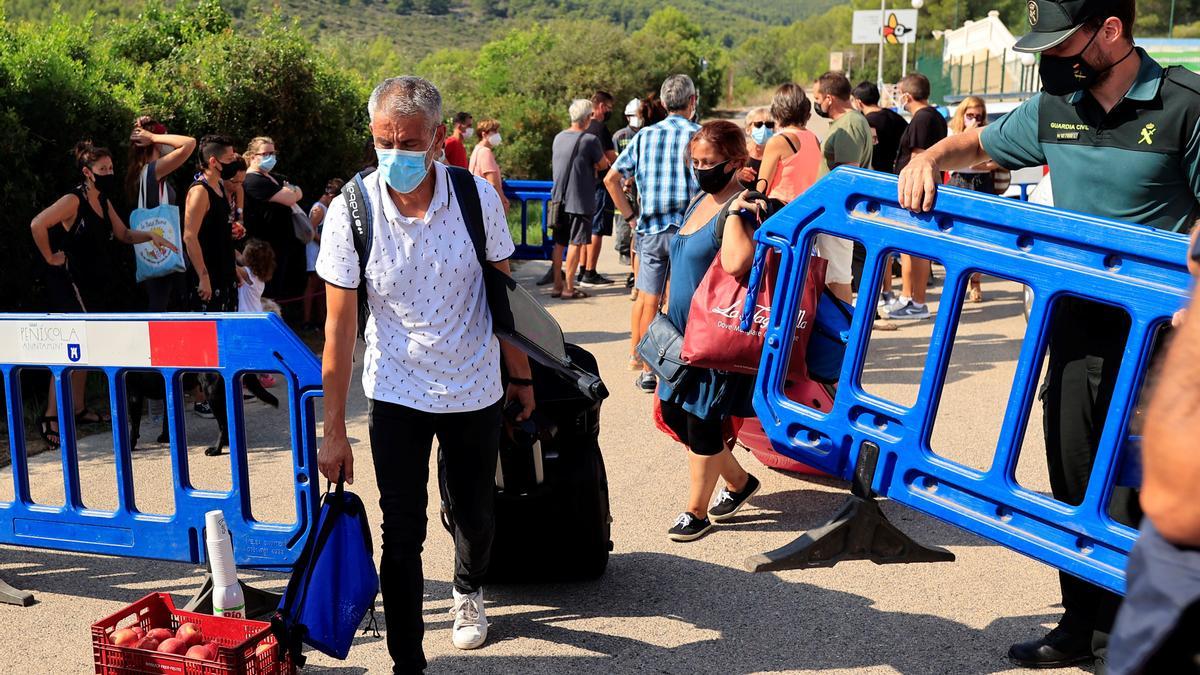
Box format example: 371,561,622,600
635,239,694,391
636,313,693,390
548,132,586,230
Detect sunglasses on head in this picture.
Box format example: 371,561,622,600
752,121,776,129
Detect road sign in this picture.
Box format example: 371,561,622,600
853,9,919,45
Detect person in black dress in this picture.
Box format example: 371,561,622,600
183,135,240,313
29,141,177,449
241,136,303,300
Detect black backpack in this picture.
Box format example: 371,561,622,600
339,166,607,401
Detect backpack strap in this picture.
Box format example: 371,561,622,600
445,164,522,339
445,165,488,266
341,172,373,337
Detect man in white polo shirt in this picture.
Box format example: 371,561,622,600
316,76,533,674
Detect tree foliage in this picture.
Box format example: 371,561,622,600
0,1,369,311
427,11,726,180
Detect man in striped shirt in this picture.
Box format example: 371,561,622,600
605,74,701,392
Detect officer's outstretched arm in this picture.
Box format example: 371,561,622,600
898,126,991,213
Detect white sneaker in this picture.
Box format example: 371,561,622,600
881,295,911,317
450,588,489,650
887,300,932,320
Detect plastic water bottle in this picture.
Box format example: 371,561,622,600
205,510,245,618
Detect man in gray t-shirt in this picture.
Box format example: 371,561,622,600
544,98,609,298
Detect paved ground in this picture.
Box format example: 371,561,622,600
0,242,1093,674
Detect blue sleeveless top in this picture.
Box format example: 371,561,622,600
656,199,754,420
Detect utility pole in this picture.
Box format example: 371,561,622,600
877,0,886,87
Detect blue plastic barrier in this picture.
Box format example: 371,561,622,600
0,313,321,573
749,167,1188,594
504,179,554,260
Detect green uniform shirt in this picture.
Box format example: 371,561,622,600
821,110,874,176
980,49,1200,233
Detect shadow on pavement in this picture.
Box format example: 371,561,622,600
424,551,1063,674
0,546,287,606
716,487,994,548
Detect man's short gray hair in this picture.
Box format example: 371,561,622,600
660,74,696,112
568,98,593,126
368,76,443,129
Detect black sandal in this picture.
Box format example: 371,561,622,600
38,416,60,449
74,407,111,425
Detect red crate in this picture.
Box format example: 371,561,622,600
92,592,294,675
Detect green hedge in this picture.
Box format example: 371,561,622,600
0,0,369,311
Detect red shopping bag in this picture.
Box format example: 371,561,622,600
681,249,826,375
654,393,745,449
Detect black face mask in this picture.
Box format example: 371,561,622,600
91,172,119,195
813,98,830,119
218,159,240,180
695,161,734,194
602,110,612,122
1038,29,1136,96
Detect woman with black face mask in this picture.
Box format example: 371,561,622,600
655,120,765,543
28,141,178,449
183,135,241,313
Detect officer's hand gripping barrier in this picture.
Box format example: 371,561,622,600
746,168,1188,594
0,313,322,608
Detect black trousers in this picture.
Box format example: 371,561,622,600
368,398,501,674
142,271,188,312
1042,299,1142,645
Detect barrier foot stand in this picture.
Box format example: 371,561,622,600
0,575,34,607
745,442,955,573
181,574,282,620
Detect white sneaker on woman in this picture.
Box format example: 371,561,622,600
450,588,489,650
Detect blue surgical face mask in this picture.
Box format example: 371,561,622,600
751,124,773,145
258,153,277,171
376,140,434,194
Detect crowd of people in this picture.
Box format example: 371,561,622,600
26,0,1200,668
28,121,344,448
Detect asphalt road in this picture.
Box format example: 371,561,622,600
0,243,1092,674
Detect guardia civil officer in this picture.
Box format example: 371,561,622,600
897,0,1200,668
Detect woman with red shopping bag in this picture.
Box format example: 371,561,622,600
654,121,764,543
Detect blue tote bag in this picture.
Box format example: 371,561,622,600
272,477,379,666
131,165,185,282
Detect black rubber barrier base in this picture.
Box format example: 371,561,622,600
0,575,34,607
182,574,282,621
745,442,955,573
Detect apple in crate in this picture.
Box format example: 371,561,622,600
177,623,203,646
158,638,190,655
186,644,215,661
135,637,160,651
131,626,145,639
147,628,174,642
255,641,276,658
111,628,139,647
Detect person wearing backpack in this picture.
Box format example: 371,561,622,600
315,76,534,673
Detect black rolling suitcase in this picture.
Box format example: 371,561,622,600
441,343,612,583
